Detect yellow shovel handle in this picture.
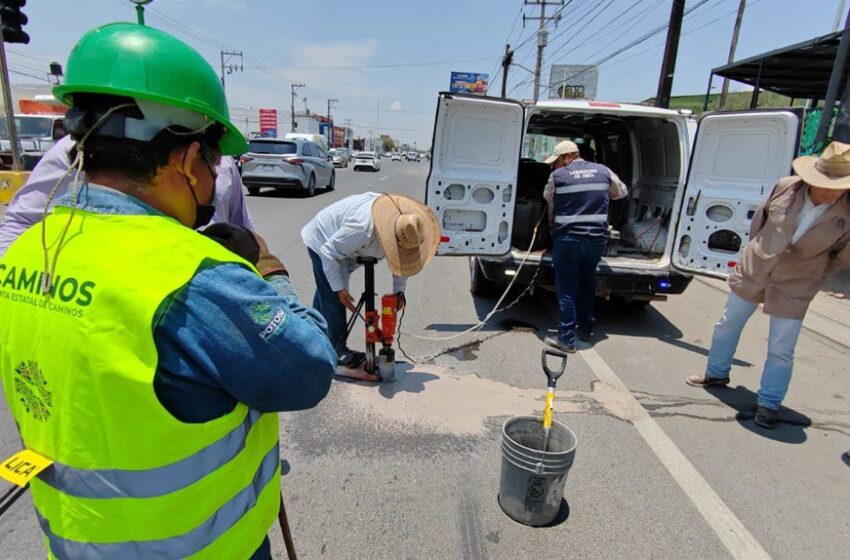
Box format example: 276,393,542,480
543,388,555,429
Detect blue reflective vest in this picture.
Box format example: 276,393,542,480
552,159,611,239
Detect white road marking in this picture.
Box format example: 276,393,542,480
379,176,389,182
579,346,771,560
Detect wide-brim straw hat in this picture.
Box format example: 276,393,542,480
792,141,850,190
372,193,441,277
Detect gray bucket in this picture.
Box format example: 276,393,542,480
498,415,577,526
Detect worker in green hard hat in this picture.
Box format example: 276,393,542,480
0,23,336,559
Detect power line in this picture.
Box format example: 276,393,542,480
544,0,648,64
247,56,492,71
545,0,715,92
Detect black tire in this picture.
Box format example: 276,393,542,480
469,257,500,297
247,186,260,196
327,170,335,191
306,175,316,197
627,299,651,310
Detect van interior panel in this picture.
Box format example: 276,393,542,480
515,112,683,262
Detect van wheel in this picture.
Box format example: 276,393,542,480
327,171,335,191
247,186,260,196
306,175,316,197
469,257,499,297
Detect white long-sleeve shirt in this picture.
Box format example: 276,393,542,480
301,192,407,293
0,135,255,256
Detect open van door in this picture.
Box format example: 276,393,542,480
426,93,524,256
672,110,801,278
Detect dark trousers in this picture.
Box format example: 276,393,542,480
308,248,348,352
552,234,606,345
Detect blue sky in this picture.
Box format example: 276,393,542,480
10,0,848,147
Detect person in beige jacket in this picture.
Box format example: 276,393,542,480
687,141,850,429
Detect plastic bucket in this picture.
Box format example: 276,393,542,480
498,415,577,526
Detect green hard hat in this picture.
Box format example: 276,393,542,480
53,22,247,155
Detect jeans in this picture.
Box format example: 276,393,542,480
308,249,348,352
706,291,803,410
552,234,606,346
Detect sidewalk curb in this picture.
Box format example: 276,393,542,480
693,277,850,352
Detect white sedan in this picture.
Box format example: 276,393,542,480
353,151,381,172
390,153,402,161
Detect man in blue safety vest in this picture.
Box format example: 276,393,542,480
542,140,628,353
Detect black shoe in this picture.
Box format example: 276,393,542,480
544,336,576,353
338,350,366,368
754,406,780,429
577,330,594,343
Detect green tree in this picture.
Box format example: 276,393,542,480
382,138,396,152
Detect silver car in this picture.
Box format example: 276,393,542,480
329,148,349,168
240,138,335,197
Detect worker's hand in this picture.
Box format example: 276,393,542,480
254,233,289,278
337,289,357,312
201,223,260,264
396,292,406,311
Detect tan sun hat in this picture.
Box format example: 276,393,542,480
792,141,850,190
372,193,441,277
544,140,580,164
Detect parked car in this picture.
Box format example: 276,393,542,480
426,92,801,305
391,152,402,161
329,148,349,168
353,151,381,172
241,137,335,196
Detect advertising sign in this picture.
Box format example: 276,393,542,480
450,72,489,95
548,65,599,100
258,108,277,137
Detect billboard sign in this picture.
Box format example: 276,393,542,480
548,65,599,100
450,72,489,95
258,108,277,137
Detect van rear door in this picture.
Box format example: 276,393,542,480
672,110,801,278
426,93,524,256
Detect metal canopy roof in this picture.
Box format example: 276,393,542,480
712,30,846,99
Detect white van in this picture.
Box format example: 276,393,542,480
425,93,802,304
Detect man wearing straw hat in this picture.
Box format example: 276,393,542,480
687,141,850,429
301,192,440,367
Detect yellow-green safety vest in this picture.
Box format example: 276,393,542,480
0,206,280,559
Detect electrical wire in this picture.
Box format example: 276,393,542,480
398,211,546,344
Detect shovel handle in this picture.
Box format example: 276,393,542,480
541,349,567,387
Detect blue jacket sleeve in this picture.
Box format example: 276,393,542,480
154,261,337,417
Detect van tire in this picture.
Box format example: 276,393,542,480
469,257,500,297
247,186,260,196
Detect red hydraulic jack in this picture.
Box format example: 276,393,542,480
335,257,398,383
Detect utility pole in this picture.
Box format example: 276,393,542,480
377,99,380,139
836,0,848,31
816,5,850,148
219,50,243,90
326,98,338,146
501,44,513,97
0,12,23,171
718,0,747,110
655,0,686,108
523,0,563,101
290,82,305,133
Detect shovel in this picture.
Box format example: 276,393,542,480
541,348,568,452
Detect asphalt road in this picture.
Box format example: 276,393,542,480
1,161,849,559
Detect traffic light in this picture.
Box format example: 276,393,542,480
1,0,29,45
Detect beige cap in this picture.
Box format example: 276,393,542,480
544,140,580,164
792,141,850,190
371,194,441,277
